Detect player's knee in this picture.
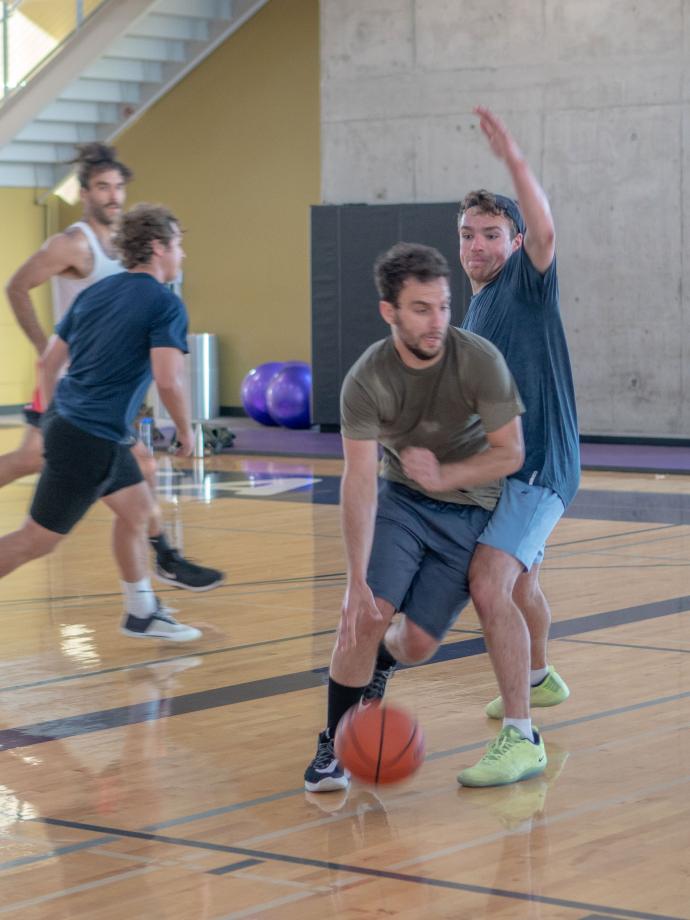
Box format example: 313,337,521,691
20,525,60,562
396,624,438,665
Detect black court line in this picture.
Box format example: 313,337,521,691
559,638,690,655
1,595,689,751
208,858,264,875
35,817,686,920
549,523,679,548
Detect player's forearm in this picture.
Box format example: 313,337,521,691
37,355,60,408
156,382,192,437
505,155,555,247
340,472,378,585
440,442,524,491
5,287,48,354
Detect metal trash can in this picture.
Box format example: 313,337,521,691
150,333,219,422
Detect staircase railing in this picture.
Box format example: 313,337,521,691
1,0,107,100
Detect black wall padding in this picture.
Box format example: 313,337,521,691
311,202,472,428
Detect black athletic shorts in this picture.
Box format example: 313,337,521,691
30,410,144,535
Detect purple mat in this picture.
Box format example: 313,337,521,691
162,420,690,473
579,442,690,473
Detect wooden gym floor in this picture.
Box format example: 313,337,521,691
0,423,688,919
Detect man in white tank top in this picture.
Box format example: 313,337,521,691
2,143,224,594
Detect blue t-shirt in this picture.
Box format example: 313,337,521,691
461,247,580,507
55,272,188,442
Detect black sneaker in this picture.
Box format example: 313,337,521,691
154,550,224,592
121,600,202,642
361,664,396,706
304,730,350,793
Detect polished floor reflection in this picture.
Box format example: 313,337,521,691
0,425,688,919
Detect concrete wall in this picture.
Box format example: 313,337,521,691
320,0,690,437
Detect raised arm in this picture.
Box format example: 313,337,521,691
401,417,524,493
151,347,194,456
337,436,383,650
5,232,87,355
474,105,555,273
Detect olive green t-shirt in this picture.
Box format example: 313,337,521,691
340,326,524,510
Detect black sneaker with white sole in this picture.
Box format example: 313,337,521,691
304,729,350,792
121,600,202,642
155,550,224,592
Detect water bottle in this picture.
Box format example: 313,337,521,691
138,417,154,455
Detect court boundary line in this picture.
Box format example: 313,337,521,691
28,816,687,920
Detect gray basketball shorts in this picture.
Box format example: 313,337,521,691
366,480,491,641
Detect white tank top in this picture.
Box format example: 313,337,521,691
51,220,124,322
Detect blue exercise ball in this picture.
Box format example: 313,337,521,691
240,362,285,426
266,362,312,429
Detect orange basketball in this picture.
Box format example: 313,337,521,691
334,703,425,785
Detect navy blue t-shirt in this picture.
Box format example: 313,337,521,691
55,272,188,442
461,247,580,507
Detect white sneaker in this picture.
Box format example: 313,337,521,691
121,603,201,642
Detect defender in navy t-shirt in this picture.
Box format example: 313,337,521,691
55,272,188,443
448,108,578,786
462,245,579,508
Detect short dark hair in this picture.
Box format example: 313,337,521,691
458,189,523,239
71,142,133,189
114,204,179,269
374,242,450,306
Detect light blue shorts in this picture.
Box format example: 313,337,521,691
477,477,565,571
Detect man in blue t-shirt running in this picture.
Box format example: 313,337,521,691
0,204,202,642
451,107,580,784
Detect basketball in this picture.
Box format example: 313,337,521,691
335,703,425,785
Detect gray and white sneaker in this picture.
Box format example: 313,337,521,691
121,600,202,642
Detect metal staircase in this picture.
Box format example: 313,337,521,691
0,0,269,188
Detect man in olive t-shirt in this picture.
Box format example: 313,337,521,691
304,242,547,793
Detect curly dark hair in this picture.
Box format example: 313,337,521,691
114,204,179,269
374,242,450,305
71,142,133,189
458,189,522,239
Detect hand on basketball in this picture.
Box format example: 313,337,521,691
173,426,194,457
337,581,382,652
401,447,445,492
474,106,523,164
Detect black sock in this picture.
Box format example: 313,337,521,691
375,641,398,671
149,532,174,563
327,677,367,737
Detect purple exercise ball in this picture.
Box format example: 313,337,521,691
266,362,312,429
240,361,285,426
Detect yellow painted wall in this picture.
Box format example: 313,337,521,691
61,0,321,409
0,190,57,405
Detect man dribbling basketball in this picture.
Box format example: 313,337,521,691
304,242,548,792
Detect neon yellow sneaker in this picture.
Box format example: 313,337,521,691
457,726,547,787
485,665,570,719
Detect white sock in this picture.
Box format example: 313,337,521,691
503,717,534,741
530,666,549,686
122,578,157,619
